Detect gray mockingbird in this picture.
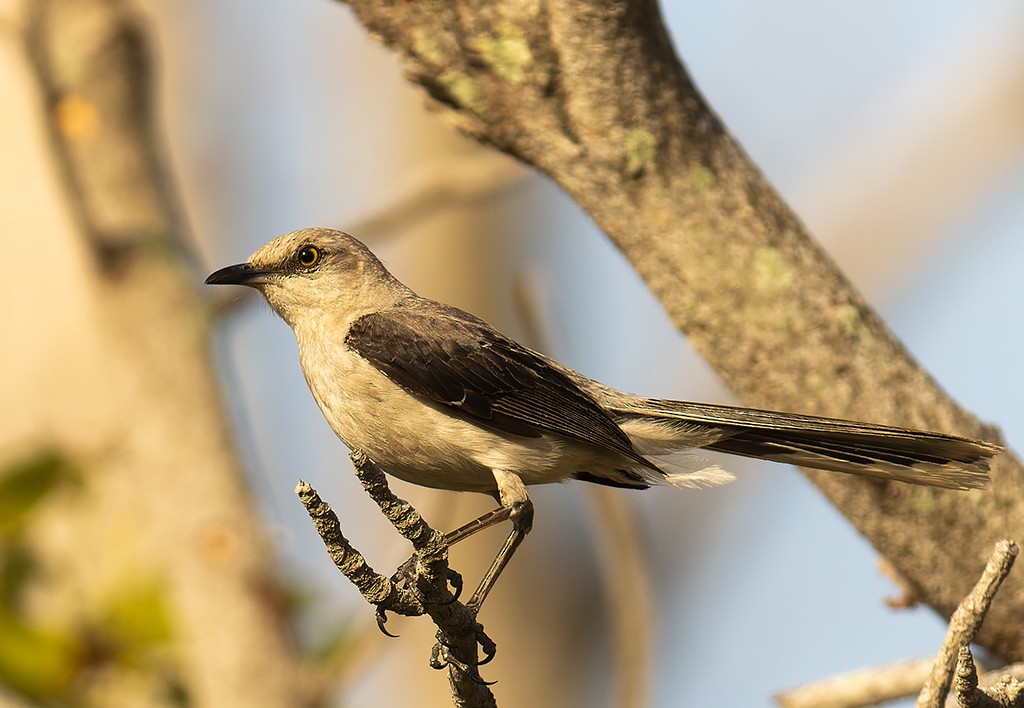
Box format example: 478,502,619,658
206,227,1000,612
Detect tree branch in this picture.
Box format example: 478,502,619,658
332,0,1024,659
297,453,498,708
775,658,936,708
918,539,1019,707
776,540,1019,708
295,480,423,615
950,660,1024,708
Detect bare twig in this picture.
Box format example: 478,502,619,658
950,661,1024,708
918,539,1019,707
295,480,423,615
777,540,1019,708
296,453,498,708
348,451,497,707
952,646,1001,708
775,657,936,708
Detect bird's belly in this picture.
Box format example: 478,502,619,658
300,351,576,493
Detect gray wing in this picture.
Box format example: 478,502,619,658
345,299,649,467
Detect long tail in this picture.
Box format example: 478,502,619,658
608,398,999,491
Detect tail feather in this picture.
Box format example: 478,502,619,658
611,398,999,491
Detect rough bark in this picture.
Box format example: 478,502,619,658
297,452,499,708
333,0,1024,659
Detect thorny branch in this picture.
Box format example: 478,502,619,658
297,451,497,708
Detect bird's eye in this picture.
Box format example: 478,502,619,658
297,245,321,268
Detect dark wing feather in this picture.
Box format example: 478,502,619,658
345,299,648,466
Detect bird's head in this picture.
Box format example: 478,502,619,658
205,228,409,328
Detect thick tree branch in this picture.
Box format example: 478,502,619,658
333,0,1024,659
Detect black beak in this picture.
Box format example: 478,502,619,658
205,263,270,286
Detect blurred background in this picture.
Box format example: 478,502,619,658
3,0,1023,706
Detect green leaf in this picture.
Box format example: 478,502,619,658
101,582,173,658
0,608,80,700
0,449,78,539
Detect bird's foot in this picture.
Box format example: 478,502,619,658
390,555,463,604
429,624,497,681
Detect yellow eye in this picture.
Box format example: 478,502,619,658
297,245,321,268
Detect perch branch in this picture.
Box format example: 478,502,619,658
295,480,423,616
297,453,497,708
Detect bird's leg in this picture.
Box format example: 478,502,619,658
389,472,531,609
444,505,515,546
390,500,511,606
388,508,512,598
421,472,531,668
387,512,507,605
463,470,534,615
464,502,532,613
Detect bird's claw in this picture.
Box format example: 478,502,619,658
428,623,496,675
470,671,498,686
442,568,463,604
430,634,498,685
429,635,451,670
392,556,463,606
476,623,497,666
375,607,399,638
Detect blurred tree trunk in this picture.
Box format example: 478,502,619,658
333,0,1024,660
0,1,312,705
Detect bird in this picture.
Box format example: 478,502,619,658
206,227,1000,612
